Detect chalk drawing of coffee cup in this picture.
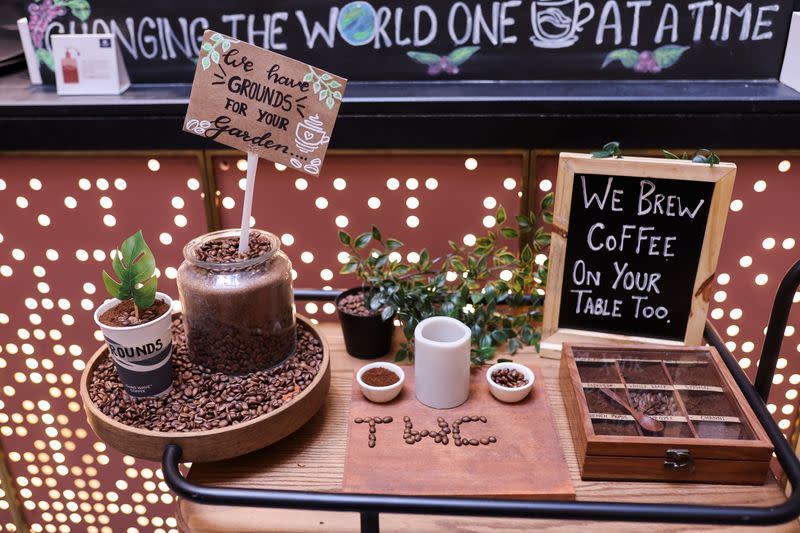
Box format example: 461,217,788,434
530,0,595,49
295,114,331,154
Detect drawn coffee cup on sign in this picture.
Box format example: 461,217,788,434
295,114,331,154
529,0,595,49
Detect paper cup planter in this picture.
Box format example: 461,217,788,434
93,292,174,398
414,316,472,409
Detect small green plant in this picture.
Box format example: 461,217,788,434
339,197,553,365
591,141,623,159
663,148,721,166
102,230,157,318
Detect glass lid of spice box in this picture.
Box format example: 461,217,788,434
573,348,756,440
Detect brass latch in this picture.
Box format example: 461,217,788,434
664,449,695,473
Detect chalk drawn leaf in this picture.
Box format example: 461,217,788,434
321,73,332,81
654,45,690,69
211,33,223,42
406,51,441,66
303,72,313,82
201,56,211,70
602,49,640,69
313,81,321,93
333,91,342,100
329,80,342,89
65,0,90,21
447,46,480,66
326,96,334,109
221,40,231,51
201,42,212,51
210,50,220,63
35,48,54,71
319,89,328,101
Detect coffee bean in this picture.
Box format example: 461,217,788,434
410,430,418,436
382,416,393,423
374,418,383,424
442,436,449,445
488,436,497,443
364,417,373,423
470,416,479,422
479,416,487,423
461,416,471,422
414,435,422,442
369,426,376,433
87,317,323,433
480,438,489,445
442,428,451,434
420,430,429,437
338,291,384,317
405,438,414,444
491,368,529,388
403,416,410,423
368,441,376,448
437,417,444,423
469,439,479,446
354,417,363,424
434,435,442,443
455,439,462,446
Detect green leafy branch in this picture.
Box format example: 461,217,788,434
200,33,233,71
102,230,158,318
338,196,554,365
303,67,343,110
663,148,721,166
591,141,623,159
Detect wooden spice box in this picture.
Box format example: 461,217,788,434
560,344,773,485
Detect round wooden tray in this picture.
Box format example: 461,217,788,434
80,315,331,463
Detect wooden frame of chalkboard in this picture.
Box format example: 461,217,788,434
542,153,736,350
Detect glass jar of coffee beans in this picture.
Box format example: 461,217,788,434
177,229,296,375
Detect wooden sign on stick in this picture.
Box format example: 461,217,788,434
184,30,347,177
542,153,736,350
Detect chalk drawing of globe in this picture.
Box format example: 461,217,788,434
337,1,376,46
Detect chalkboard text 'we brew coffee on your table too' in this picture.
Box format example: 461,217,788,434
542,154,736,347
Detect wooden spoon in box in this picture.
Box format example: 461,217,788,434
599,388,665,433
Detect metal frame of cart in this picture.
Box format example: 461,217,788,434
162,260,800,532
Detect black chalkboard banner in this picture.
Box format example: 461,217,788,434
14,0,794,84
542,153,736,348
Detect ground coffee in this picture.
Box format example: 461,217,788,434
362,367,399,387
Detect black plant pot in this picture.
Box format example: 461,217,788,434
336,287,394,359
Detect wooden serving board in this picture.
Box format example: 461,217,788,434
343,366,575,500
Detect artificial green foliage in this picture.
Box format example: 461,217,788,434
663,148,721,166
591,141,623,159
102,230,158,315
339,196,553,365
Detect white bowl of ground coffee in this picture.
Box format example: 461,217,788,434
356,362,405,403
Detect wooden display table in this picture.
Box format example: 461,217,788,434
176,324,798,532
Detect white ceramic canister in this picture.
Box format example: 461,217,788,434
93,292,174,398
414,316,472,409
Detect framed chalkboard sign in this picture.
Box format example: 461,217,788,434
542,153,736,348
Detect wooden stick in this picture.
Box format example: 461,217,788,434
238,151,259,254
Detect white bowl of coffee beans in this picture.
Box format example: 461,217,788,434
356,362,405,403
486,362,534,403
